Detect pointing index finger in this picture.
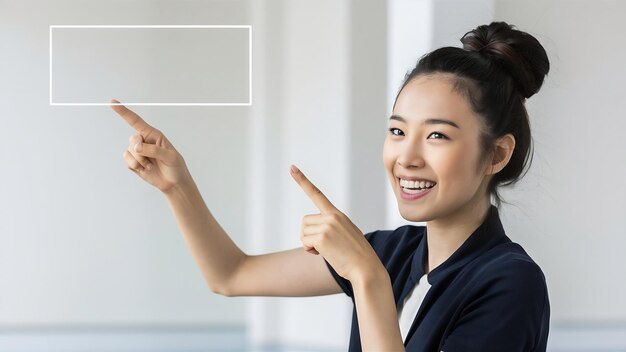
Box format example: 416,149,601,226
290,165,338,214
110,99,153,134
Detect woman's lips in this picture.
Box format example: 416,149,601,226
398,178,434,201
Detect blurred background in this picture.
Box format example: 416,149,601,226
1,0,625,351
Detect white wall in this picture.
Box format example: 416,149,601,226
247,0,388,349
0,0,250,327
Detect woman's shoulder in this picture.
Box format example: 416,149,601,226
365,224,426,240
442,245,550,352
484,242,545,275
469,241,548,297
364,224,426,248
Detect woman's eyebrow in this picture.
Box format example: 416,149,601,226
389,114,460,129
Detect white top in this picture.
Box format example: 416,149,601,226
397,273,432,343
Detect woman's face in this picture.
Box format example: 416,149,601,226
383,74,491,223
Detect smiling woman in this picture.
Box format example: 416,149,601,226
331,22,550,351
324,21,551,351
113,20,550,352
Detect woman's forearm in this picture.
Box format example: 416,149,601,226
164,178,246,295
352,270,406,351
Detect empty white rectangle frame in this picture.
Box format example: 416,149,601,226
49,25,252,106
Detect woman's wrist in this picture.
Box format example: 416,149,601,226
163,174,196,199
351,264,391,290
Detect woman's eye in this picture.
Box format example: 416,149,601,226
427,132,448,140
388,127,404,136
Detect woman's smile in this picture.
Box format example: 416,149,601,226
397,177,437,201
398,177,436,200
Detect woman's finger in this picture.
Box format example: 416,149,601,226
127,165,141,177
133,141,178,164
301,223,333,236
299,222,320,255
123,149,144,172
302,213,337,226
111,99,156,135
300,233,321,255
128,134,152,170
289,164,339,214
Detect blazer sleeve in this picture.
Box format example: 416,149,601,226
441,260,550,352
324,230,380,298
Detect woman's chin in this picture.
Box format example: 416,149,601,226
398,205,432,223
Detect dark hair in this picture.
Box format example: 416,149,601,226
393,21,550,206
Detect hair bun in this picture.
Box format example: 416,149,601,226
460,21,549,99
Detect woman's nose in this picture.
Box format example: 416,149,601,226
396,143,425,168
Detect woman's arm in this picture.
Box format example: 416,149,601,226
165,178,345,298
352,268,406,352
164,178,246,295
114,102,343,298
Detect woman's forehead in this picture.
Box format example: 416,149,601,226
393,75,476,126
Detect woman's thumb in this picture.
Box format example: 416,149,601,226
134,142,177,163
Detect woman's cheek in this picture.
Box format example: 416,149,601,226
431,146,470,186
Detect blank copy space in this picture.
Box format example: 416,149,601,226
50,26,250,105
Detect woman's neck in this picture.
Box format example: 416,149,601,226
424,196,491,274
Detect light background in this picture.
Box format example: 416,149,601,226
0,0,624,351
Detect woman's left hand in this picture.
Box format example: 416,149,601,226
289,164,385,283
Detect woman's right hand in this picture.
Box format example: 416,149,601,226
111,99,192,194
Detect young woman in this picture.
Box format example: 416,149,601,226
113,21,550,352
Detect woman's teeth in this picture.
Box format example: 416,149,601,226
399,178,436,190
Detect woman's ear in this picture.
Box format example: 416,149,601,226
485,133,515,176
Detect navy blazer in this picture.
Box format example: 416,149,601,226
324,205,550,351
